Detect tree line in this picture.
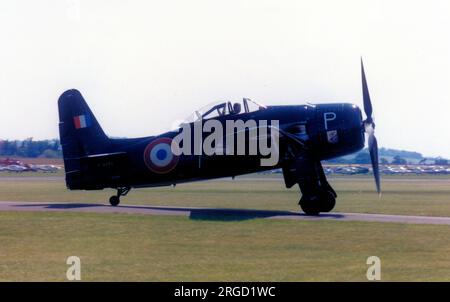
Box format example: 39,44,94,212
0,139,447,165
0,139,62,158
326,148,448,165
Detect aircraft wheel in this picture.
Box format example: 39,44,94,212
109,195,120,206
318,191,336,213
299,196,320,216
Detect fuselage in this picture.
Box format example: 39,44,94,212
91,102,365,189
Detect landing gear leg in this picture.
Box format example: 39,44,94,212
109,187,131,206
295,161,337,215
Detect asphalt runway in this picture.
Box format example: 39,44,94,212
1,201,450,225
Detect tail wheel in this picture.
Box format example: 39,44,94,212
108,187,130,206
109,195,120,206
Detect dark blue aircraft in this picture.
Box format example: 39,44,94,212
58,59,380,215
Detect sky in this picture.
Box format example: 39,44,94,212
0,0,449,158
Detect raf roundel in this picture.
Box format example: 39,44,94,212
143,137,179,174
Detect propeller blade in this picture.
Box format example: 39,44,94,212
361,58,380,195
361,58,373,123
368,132,381,195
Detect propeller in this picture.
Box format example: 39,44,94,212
361,58,381,196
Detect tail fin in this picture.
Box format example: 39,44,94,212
58,89,110,172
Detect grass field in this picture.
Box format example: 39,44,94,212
0,174,449,216
0,174,450,281
1,211,450,281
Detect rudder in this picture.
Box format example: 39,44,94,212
58,89,111,186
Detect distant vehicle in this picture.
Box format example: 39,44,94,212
334,166,369,175
334,167,357,175
382,166,409,175
323,167,333,175
353,166,370,174
28,164,59,173
3,165,28,172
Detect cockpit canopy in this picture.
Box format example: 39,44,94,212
183,98,266,124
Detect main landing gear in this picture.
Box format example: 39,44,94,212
297,161,337,216
109,187,131,206
282,159,337,216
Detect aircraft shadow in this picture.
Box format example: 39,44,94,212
15,203,103,209
13,203,345,221
184,208,344,221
